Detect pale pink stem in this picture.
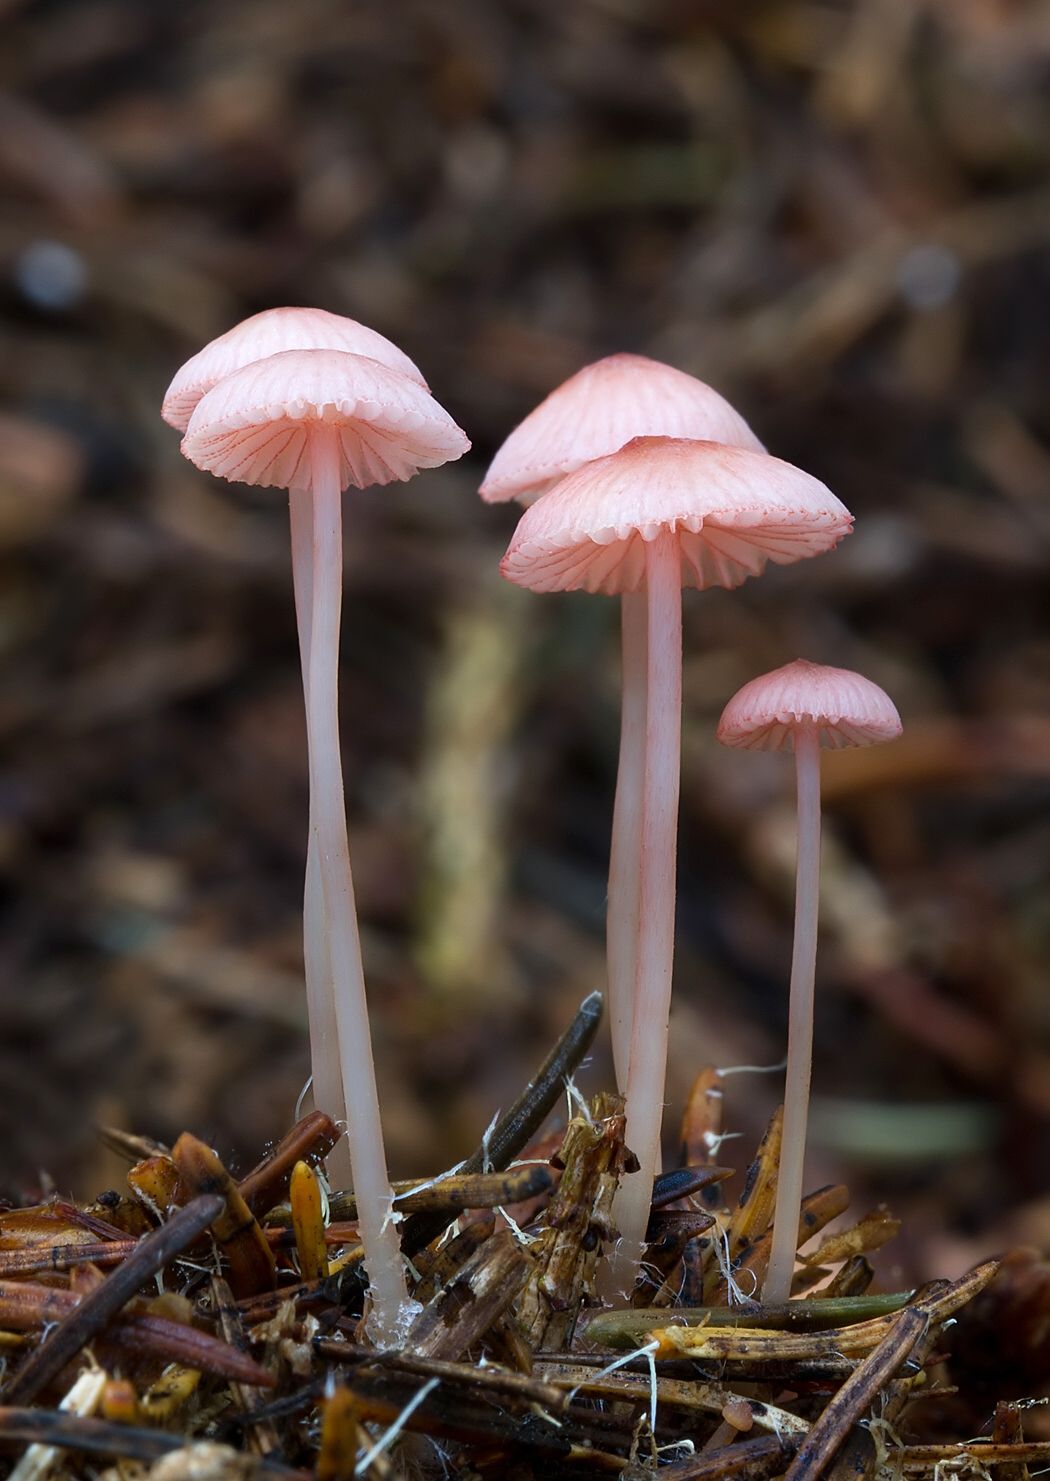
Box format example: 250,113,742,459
289,484,352,1190
306,427,408,1343
608,588,647,1093
607,531,681,1290
763,721,821,1304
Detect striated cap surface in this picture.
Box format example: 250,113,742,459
480,353,764,504
181,348,469,490
717,659,902,751
163,306,427,432
500,436,852,595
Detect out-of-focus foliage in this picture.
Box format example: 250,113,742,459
1,0,1048,1277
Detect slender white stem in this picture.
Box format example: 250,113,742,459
306,427,409,1343
290,485,352,1189
763,722,822,1305
608,589,647,1093
607,532,682,1292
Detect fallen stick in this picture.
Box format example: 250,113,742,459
3,1196,225,1405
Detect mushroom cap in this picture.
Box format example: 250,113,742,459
181,348,470,491
717,659,902,751
480,353,764,504
500,436,852,595
162,306,427,432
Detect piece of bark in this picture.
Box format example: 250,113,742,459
407,1228,530,1361
518,1091,630,1349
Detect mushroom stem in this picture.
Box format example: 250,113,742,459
608,531,682,1289
289,484,352,1191
608,588,647,1093
763,720,822,1304
306,426,409,1343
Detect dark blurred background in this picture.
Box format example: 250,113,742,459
1,0,1048,1285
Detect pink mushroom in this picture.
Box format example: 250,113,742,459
717,659,902,1304
179,345,469,1343
162,306,428,433
480,353,761,505
480,354,764,1092
502,438,853,1289
163,308,429,1179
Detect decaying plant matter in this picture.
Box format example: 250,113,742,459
0,996,1040,1480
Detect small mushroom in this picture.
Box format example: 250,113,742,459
717,659,902,1304
480,354,764,1092
177,343,469,1343
502,438,853,1288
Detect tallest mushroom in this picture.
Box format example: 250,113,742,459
169,330,469,1343
163,308,434,1173
501,435,853,1288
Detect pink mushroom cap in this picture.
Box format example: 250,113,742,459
181,348,469,491
500,436,853,595
717,659,902,752
162,306,428,433
480,353,764,505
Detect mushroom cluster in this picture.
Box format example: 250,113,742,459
164,314,901,1323
487,365,886,1290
